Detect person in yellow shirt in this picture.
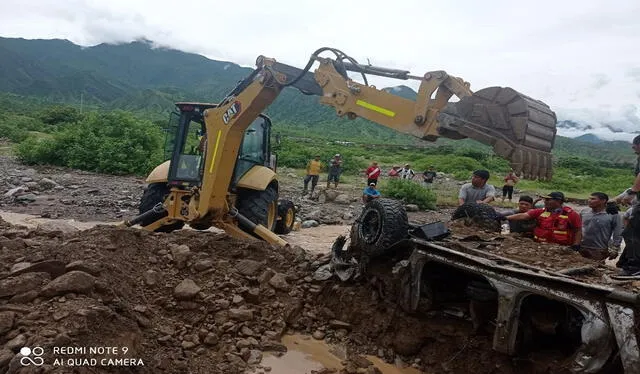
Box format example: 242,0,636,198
303,155,322,195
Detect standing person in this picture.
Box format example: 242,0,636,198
614,135,640,276
303,155,322,195
362,182,381,203
399,164,415,180
422,166,437,187
327,154,342,189
506,192,582,248
458,170,496,205
580,192,623,261
365,161,381,186
388,165,400,179
502,170,519,202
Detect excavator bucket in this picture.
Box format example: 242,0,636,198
437,87,557,181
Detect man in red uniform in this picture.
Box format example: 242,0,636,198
365,161,381,186
506,191,582,249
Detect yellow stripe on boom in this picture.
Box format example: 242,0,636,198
356,100,396,117
208,130,222,173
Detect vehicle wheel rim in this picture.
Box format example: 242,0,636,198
285,208,294,227
360,210,382,244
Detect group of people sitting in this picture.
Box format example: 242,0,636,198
457,169,630,269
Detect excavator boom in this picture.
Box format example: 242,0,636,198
259,50,557,180
130,47,558,245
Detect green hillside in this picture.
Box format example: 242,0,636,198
0,36,636,164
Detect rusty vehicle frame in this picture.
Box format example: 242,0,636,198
397,235,640,373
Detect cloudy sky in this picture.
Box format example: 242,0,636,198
1,0,639,140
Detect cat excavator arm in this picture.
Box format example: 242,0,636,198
126,47,557,245
260,47,557,180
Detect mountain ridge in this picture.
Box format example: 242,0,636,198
0,36,635,153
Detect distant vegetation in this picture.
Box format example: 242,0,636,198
0,37,636,200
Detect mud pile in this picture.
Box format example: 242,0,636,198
0,215,575,374
0,217,324,373
447,219,640,291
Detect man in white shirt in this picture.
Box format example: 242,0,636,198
399,164,415,180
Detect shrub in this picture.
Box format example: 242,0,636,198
38,105,83,126
16,110,164,175
379,178,437,210
0,114,46,143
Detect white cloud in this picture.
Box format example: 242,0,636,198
1,0,639,139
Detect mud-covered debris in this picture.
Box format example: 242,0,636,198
40,270,96,297
10,260,66,278
173,279,201,300
0,272,50,298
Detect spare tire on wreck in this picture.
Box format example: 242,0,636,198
451,202,501,231
355,198,409,257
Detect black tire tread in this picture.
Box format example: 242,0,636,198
359,198,409,257
236,185,278,232
451,202,500,231
274,199,295,235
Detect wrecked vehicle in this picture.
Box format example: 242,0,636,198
335,198,640,374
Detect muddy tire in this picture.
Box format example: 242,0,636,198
236,184,278,233
451,202,501,231
357,198,409,258
274,199,296,235
138,183,185,233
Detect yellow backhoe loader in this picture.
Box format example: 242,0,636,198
124,47,557,245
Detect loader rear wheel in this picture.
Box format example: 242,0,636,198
274,199,296,235
357,198,409,258
236,184,278,234
138,183,185,233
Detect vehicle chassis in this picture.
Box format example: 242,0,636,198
400,236,640,373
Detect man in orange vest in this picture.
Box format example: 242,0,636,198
303,155,322,195
506,191,582,249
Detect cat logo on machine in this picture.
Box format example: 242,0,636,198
222,101,242,124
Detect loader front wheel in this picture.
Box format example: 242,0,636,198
275,199,296,235
138,183,185,233
236,184,278,233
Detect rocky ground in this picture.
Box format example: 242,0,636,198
0,157,451,227
0,155,604,374
0,217,575,374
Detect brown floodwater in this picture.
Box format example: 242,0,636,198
250,334,424,374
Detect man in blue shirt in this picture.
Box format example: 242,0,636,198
363,182,381,203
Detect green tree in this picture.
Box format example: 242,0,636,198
38,105,83,126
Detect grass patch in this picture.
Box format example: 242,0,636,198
379,179,437,210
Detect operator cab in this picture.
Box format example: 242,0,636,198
164,102,274,188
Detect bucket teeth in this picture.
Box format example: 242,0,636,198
437,87,557,181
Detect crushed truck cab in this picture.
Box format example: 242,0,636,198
345,199,640,373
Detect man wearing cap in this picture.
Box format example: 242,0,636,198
506,191,582,248
458,169,496,206
399,164,415,180
327,154,342,189
362,182,381,204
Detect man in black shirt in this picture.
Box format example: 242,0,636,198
422,166,437,187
